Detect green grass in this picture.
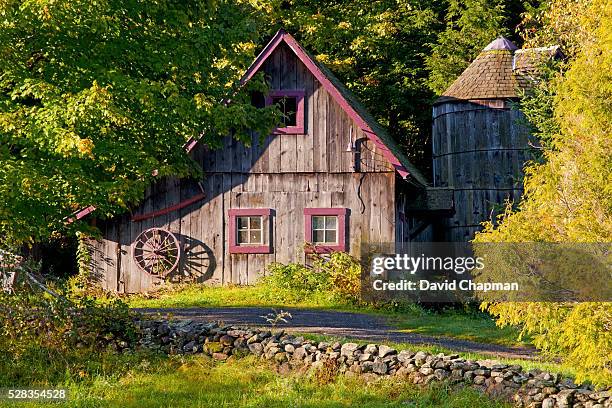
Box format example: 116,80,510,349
126,283,341,309
387,309,532,348
126,284,528,348
4,355,511,408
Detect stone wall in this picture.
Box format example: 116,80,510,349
136,318,611,408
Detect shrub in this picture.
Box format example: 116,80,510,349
0,267,139,385
313,252,362,304
261,262,330,301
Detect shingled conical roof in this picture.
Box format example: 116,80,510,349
436,37,527,104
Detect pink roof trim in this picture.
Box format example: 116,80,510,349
240,29,410,179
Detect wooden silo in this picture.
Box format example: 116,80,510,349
431,37,559,242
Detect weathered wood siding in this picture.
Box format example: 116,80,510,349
431,101,532,242
89,42,399,293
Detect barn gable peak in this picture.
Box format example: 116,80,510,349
239,29,427,185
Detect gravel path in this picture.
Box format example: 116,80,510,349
134,307,536,360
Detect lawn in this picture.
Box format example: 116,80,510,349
126,284,529,348
6,355,511,408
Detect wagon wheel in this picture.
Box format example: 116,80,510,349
132,228,180,277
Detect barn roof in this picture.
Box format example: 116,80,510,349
436,37,561,104
240,29,427,185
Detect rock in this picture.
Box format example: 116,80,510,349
474,369,491,377
212,352,228,361
474,375,486,385
556,389,575,407
491,364,508,370
451,369,463,379
361,361,374,373
204,342,223,354
274,352,288,363
378,345,396,358
419,367,434,376
542,387,558,395
318,342,330,351
292,347,307,360
541,398,555,408
397,350,414,363
284,344,295,353
372,359,388,375
248,343,263,355
365,344,378,355
183,341,197,353
434,369,449,380
590,392,610,400
359,353,374,362
434,360,449,369
219,335,234,346
340,343,360,357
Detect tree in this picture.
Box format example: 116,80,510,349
474,0,612,385
426,0,527,95
0,0,278,247
263,0,444,171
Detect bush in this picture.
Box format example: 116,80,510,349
262,262,329,296
0,272,139,385
260,252,363,305
313,252,362,304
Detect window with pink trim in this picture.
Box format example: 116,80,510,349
266,89,305,134
228,209,273,254
304,208,348,253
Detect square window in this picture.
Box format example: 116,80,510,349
304,208,348,253
229,209,273,254
310,215,338,244
265,90,305,134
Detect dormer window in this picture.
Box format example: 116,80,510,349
266,89,305,134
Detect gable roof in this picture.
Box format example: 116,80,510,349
436,37,561,104
70,29,428,222
241,29,427,186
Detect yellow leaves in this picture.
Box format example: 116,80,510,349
77,138,94,158
315,54,355,73
212,57,231,70
234,41,256,55
21,178,31,191
194,93,213,111
337,21,351,30
305,25,317,35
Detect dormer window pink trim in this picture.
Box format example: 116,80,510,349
304,208,348,253
228,208,273,254
266,89,305,134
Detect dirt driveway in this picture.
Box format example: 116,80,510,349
134,307,537,360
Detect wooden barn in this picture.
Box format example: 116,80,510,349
86,29,441,293
84,31,558,293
